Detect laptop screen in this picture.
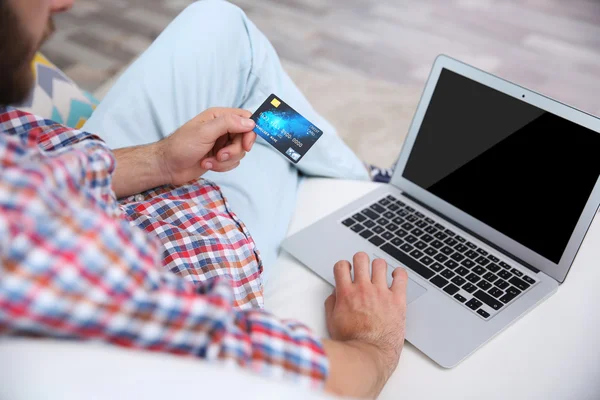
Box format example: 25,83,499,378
403,68,600,264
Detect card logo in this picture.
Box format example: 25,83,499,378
285,147,302,161
270,98,281,108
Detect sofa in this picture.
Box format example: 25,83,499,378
2,56,599,400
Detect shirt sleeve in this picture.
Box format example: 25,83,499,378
0,109,329,389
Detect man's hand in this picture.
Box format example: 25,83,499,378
112,108,256,199
158,108,257,186
323,252,407,399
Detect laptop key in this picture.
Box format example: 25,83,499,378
416,220,428,229
498,270,512,280
421,234,434,243
466,298,483,310
387,204,400,212
454,244,468,253
431,240,444,249
499,292,517,304
360,229,374,239
414,241,427,250
441,269,455,279
440,246,454,255
421,256,434,266
396,228,408,237
455,235,466,243
391,237,403,247
454,294,467,303
444,260,459,270
430,275,449,288
401,222,414,231
511,268,523,277
472,266,485,276
377,217,389,226
488,254,500,263
509,276,530,291
466,273,480,283
396,199,406,207
499,261,512,270
444,229,456,237
425,217,435,224
342,218,355,227
410,249,424,259
434,254,448,263
386,195,397,201
398,209,410,217
434,231,448,240
353,213,367,222
451,276,466,286
477,309,491,318
430,262,444,272
405,205,415,212
444,237,458,247
483,272,498,282
434,223,445,230
506,286,522,297
466,241,477,249
415,211,425,218
523,275,536,285
424,247,437,256
370,204,386,213
362,209,379,220
379,198,391,206
455,266,469,276
488,287,503,298
373,225,384,234
487,263,500,273
405,235,418,244
425,226,437,234
461,259,475,268
364,220,376,228
392,217,404,225
463,283,477,293
494,279,509,290
406,214,419,223
476,248,488,256
451,253,465,262
380,243,435,279
386,223,398,232
443,284,459,295
465,250,478,259
400,243,414,253
476,280,492,290
411,228,424,237
382,231,394,240
351,224,365,233
474,290,503,310
369,235,385,247
475,256,490,266
383,211,395,220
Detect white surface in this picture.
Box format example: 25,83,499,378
1,178,599,399
265,178,600,400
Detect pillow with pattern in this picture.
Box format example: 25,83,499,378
13,53,99,129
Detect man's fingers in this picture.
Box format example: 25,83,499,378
352,252,370,284
324,291,336,320
333,260,352,287
216,133,244,162
202,107,252,120
201,114,255,143
243,131,257,152
390,267,408,294
371,258,388,286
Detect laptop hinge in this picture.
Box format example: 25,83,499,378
403,193,541,274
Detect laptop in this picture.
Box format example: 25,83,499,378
282,55,600,368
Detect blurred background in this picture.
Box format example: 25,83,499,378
42,0,600,166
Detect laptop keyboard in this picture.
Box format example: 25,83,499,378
341,195,538,320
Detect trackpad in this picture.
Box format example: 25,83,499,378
379,256,427,304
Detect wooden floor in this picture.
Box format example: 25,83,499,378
42,0,600,165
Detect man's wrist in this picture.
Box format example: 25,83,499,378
152,139,173,186
346,340,392,391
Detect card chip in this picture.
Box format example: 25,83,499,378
270,98,281,108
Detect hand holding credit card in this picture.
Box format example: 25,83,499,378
251,94,323,163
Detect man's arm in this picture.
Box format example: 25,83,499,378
322,253,408,399
112,109,256,199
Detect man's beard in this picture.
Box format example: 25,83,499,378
0,3,55,106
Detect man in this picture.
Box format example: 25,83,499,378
0,0,408,398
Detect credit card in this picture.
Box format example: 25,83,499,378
250,94,323,164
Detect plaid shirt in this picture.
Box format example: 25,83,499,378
0,107,328,388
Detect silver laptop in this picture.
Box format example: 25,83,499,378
282,55,600,368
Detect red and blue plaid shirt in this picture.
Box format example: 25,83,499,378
0,107,328,388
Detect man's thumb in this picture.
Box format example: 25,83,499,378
201,114,255,140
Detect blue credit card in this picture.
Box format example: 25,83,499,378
250,94,323,164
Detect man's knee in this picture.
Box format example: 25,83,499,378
179,0,249,38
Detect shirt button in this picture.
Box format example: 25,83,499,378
135,194,144,202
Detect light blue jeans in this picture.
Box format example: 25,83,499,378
83,0,369,282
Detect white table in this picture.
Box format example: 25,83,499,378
265,179,600,400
